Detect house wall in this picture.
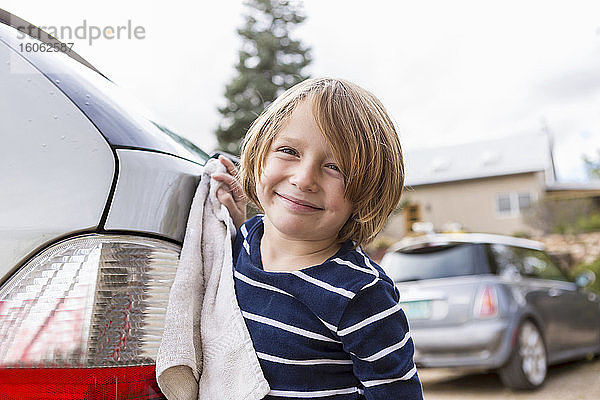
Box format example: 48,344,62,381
385,171,546,237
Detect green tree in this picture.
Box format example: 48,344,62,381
583,150,600,180
215,0,312,155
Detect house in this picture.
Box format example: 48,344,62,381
386,133,558,237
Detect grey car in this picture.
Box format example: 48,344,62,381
0,10,209,399
380,232,600,390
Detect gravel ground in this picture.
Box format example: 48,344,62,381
420,357,600,400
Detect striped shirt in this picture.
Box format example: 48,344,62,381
233,216,423,399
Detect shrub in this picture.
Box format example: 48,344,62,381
576,212,600,232
524,197,600,234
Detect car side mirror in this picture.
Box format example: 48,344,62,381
575,270,596,288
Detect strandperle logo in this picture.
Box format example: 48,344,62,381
15,20,146,45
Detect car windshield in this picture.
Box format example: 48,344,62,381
381,243,477,282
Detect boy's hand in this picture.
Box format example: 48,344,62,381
211,155,247,230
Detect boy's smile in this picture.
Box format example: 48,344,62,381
256,100,353,245
275,192,324,212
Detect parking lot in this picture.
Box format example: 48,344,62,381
420,357,600,399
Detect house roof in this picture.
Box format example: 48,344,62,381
403,133,556,187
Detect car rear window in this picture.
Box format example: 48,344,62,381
381,243,479,282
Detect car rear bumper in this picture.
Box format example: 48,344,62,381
411,318,516,369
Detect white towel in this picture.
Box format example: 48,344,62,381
156,158,270,400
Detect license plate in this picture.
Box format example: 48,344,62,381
401,300,432,319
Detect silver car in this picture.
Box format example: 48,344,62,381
1,10,209,399
380,232,600,390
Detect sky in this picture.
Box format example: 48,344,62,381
3,0,600,181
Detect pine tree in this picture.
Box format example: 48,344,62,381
215,0,312,155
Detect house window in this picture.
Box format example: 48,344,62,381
495,192,536,217
518,193,532,211
497,194,512,213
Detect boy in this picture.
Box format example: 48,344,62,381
213,78,423,399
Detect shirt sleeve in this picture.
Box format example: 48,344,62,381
338,280,423,399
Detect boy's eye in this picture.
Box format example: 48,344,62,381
325,164,341,172
278,147,298,156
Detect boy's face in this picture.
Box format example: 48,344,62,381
256,100,353,243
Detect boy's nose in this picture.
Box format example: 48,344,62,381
290,163,319,192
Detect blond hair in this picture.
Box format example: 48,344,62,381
240,78,404,247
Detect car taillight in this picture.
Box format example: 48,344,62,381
474,285,498,318
0,234,179,399
0,365,163,399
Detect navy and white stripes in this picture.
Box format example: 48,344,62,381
233,216,423,399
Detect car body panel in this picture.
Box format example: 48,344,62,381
104,149,204,242
559,288,600,352
518,278,576,355
516,277,600,361
0,38,115,278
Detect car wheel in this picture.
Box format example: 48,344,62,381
499,320,547,390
